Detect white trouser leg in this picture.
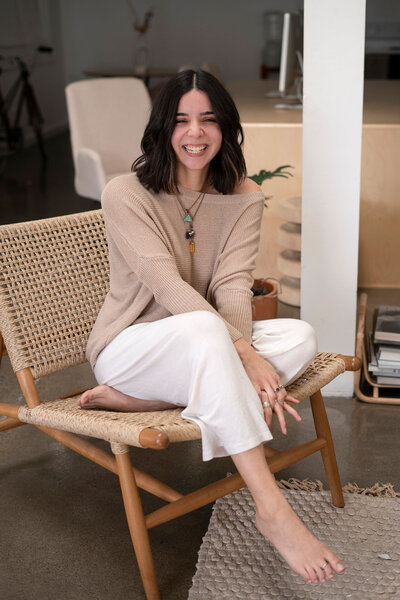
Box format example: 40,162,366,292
94,311,272,461
251,318,318,386
93,312,317,461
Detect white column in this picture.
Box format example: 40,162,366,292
301,0,366,395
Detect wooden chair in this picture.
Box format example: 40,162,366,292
0,210,360,600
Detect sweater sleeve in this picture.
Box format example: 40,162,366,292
208,199,264,344
102,180,245,342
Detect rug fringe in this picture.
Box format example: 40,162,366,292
277,478,325,492
342,481,400,497
277,478,400,497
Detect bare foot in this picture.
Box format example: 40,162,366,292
78,385,177,412
255,492,345,584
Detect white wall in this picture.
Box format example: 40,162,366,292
57,0,400,88
59,0,303,84
301,0,366,396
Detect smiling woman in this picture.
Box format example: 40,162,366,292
170,89,223,188
132,69,246,194
81,69,345,586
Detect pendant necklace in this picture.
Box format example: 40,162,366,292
174,190,206,254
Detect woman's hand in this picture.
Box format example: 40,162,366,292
234,337,301,434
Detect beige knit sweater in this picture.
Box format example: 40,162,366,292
86,173,264,368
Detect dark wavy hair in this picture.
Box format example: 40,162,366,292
132,70,246,195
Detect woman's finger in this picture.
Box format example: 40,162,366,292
278,390,300,408
284,394,300,405
282,401,302,422
262,384,279,406
276,387,288,406
260,390,273,427
272,401,287,434
272,383,300,405
276,387,302,420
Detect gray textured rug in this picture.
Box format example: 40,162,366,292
188,481,400,599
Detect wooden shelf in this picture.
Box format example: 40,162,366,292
355,292,400,404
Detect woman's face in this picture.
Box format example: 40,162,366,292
171,89,222,180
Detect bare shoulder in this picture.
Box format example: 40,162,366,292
234,177,262,194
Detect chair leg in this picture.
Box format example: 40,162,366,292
310,389,344,508
0,416,25,432
0,331,5,367
114,448,160,600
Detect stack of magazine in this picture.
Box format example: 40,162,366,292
368,305,400,386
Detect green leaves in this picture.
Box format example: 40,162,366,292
249,165,294,186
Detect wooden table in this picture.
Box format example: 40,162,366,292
227,79,400,288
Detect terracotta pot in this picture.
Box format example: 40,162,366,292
251,278,279,321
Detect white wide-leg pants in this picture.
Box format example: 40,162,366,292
94,311,317,461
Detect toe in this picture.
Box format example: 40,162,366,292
78,391,90,405
305,567,319,584
323,564,334,579
315,567,326,583
78,390,95,408
333,560,345,573
300,567,312,583
327,553,345,574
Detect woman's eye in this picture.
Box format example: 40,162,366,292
175,119,186,124
203,118,216,123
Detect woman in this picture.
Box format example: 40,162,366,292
80,70,345,585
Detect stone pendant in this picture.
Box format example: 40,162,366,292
185,228,195,254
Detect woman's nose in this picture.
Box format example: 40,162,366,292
188,120,204,137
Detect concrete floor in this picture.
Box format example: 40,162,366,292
1,134,400,600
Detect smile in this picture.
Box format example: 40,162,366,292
183,145,207,155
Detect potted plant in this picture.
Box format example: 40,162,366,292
249,165,293,321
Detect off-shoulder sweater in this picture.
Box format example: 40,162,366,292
86,173,264,368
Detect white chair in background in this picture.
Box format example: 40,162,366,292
65,78,152,201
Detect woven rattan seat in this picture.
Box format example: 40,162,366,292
0,209,360,600
17,352,346,447
19,400,202,447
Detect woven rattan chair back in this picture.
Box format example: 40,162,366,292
0,210,109,378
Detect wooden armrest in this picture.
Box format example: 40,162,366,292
337,354,361,371
0,402,20,419
138,427,170,450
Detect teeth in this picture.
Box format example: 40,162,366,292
184,145,207,153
